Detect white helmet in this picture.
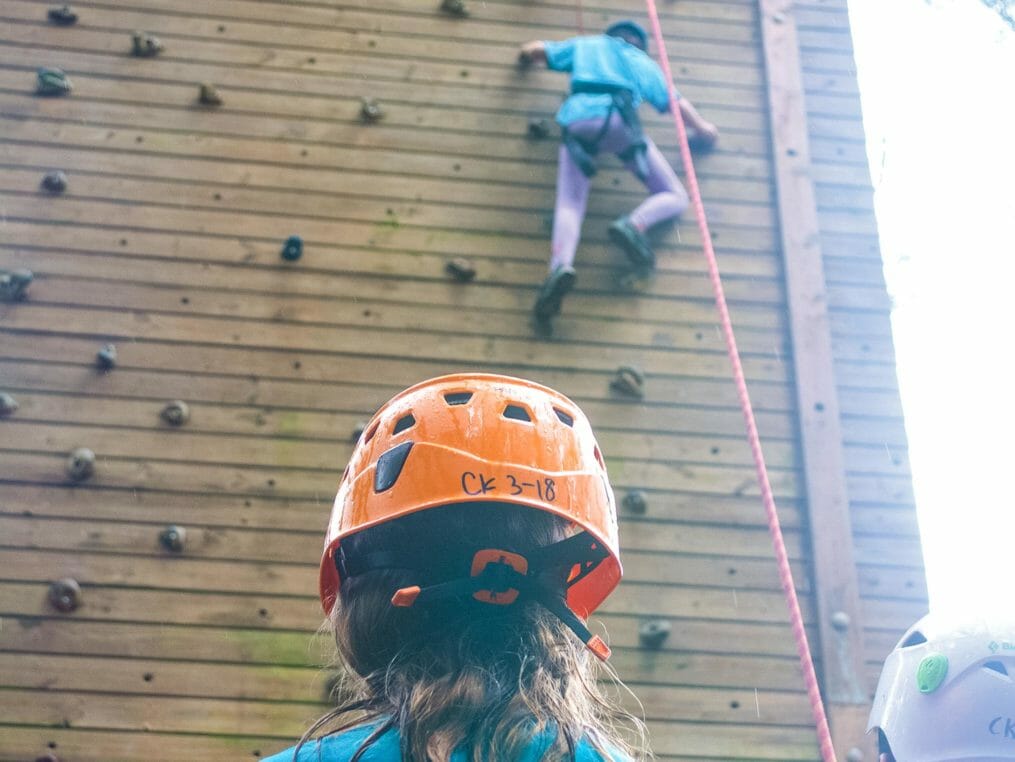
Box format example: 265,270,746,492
868,613,1015,761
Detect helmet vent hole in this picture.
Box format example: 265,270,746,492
553,408,574,426
363,422,379,443
900,631,927,648
984,660,1010,678
593,446,605,469
393,414,416,434
503,404,532,422
444,392,473,406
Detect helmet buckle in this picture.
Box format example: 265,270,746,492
471,549,528,605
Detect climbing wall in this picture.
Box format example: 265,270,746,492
0,0,923,760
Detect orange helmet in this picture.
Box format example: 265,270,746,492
319,373,621,659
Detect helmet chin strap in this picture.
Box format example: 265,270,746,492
339,532,613,661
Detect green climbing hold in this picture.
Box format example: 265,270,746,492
36,67,72,96
917,653,948,693
281,235,303,261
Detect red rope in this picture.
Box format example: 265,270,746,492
640,3,837,760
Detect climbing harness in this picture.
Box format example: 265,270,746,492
641,1,836,758
563,83,649,181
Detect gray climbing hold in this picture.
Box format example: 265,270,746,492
36,67,72,96
0,269,34,302
41,170,68,193
281,235,303,262
158,524,187,552
440,0,468,16
48,578,82,612
131,31,164,57
445,257,476,282
639,619,672,649
622,489,648,515
47,5,78,24
198,82,222,106
610,364,645,398
160,400,190,426
66,447,95,481
527,118,552,140
0,392,18,416
360,97,383,123
96,343,117,370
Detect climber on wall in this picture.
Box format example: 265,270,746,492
264,373,646,761
519,20,718,326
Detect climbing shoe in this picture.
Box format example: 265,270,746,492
608,217,655,270
533,266,576,322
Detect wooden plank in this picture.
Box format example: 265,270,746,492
0,480,807,533
2,389,805,470
0,134,779,214
0,579,819,631
758,1,870,757
0,513,810,567
2,613,818,662
0,102,776,187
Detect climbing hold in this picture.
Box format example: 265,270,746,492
0,268,34,302
41,170,68,194
845,748,865,762
622,489,648,515
36,67,72,96
0,392,18,416
48,578,82,612
444,257,476,282
47,4,78,24
66,447,95,481
830,610,850,631
35,752,61,762
160,400,190,426
198,82,223,106
351,421,368,442
440,0,469,16
95,343,117,370
360,97,383,123
527,118,552,140
131,31,164,57
158,524,187,552
639,619,672,649
610,364,645,398
280,235,303,262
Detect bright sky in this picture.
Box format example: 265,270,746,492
846,0,1015,614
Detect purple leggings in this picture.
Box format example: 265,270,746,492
550,112,689,272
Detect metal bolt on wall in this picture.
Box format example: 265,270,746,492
160,400,190,426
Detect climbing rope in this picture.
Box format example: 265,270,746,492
640,2,837,760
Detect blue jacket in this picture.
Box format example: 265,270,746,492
542,35,677,126
264,721,629,761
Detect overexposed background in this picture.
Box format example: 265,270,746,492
847,0,1015,614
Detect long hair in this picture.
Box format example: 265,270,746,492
297,502,649,761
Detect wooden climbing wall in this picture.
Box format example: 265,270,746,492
0,0,925,760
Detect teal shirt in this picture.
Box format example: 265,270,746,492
541,35,678,127
264,721,629,761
